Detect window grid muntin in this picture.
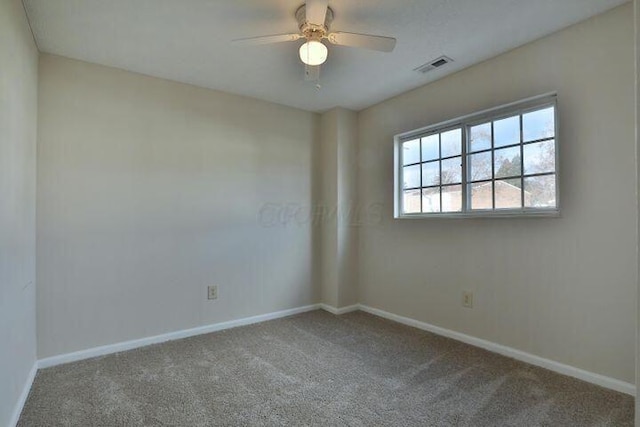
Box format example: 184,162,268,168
419,134,423,212
468,137,555,156
438,133,442,212
460,126,468,212
490,120,495,210
519,113,525,208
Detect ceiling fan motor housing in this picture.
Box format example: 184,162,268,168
296,5,334,41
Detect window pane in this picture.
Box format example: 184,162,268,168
422,188,440,213
403,190,421,213
494,146,521,178
524,140,555,175
495,178,522,209
442,185,462,212
524,175,556,208
397,98,557,216
441,157,462,184
523,107,555,142
494,116,520,148
469,122,491,152
441,129,462,157
402,139,420,165
470,182,493,210
403,164,421,189
422,161,439,187
421,134,439,161
469,152,492,182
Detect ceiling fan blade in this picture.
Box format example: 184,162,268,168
306,0,328,24
327,32,396,52
232,33,302,46
305,64,320,81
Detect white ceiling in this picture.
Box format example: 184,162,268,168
24,0,627,112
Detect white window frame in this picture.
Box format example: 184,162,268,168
394,93,560,219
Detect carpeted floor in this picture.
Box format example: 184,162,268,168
19,310,633,426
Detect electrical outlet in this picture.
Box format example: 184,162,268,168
207,285,218,300
462,291,473,308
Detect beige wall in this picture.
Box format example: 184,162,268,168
318,108,358,309
0,0,39,424
319,110,339,307
635,0,639,421
336,109,359,308
357,4,636,383
36,55,319,358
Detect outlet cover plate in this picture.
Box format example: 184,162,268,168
462,291,473,308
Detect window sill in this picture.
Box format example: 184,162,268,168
395,209,560,220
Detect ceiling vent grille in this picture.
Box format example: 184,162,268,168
414,56,454,74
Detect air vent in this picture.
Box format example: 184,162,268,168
414,56,454,74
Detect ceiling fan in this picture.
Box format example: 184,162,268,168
233,0,396,81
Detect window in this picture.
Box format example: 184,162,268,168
394,94,558,218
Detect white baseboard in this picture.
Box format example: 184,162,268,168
22,300,635,424
318,303,360,315
358,304,635,396
38,304,321,369
9,361,38,427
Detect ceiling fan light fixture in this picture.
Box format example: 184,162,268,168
299,40,328,66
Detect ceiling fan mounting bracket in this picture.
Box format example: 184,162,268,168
295,4,334,40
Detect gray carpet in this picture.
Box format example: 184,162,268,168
18,310,633,426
